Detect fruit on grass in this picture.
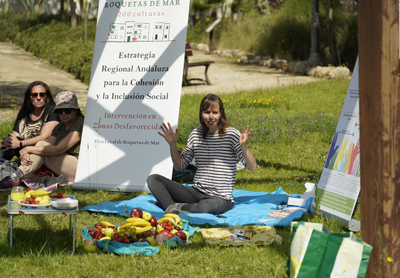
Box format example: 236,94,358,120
125,218,151,226
135,226,152,234
159,230,169,236
149,216,158,227
100,221,115,227
142,211,152,221
104,228,114,238
130,208,142,218
139,238,150,244
164,213,181,225
146,236,156,246
175,231,187,244
171,229,178,234
157,224,164,233
143,230,152,237
158,217,176,226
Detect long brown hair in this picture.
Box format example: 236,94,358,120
199,94,230,139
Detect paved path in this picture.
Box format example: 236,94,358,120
0,41,322,121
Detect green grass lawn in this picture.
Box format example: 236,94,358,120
0,79,353,277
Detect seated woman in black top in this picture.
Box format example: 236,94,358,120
0,81,60,165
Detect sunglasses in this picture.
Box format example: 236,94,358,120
54,108,73,115
30,92,47,98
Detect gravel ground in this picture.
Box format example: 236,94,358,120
0,41,322,122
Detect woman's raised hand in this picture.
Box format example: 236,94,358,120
240,125,252,146
158,122,178,145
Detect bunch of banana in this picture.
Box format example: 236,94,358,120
134,226,152,234
118,223,136,236
124,218,153,234
164,213,183,226
100,221,115,227
126,218,151,227
158,216,176,226
30,188,52,198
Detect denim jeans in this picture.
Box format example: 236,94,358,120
147,174,233,214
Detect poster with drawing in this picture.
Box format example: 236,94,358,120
74,0,190,192
317,57,360,221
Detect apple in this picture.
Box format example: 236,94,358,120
95,231,106,240
149,216,158,227
104,227,114,238
159,230,169,236
142,211,152,222
130,208,143,218
175,231,187,244
139,238,150,244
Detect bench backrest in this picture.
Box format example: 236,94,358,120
185,43,193,63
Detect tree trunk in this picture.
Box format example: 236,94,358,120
237,0,241,21
80,0,84,18
70,0,77,28
59,0,65,21
326,0,340,65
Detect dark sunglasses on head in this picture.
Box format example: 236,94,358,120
54,108,73,115
30,92,47,98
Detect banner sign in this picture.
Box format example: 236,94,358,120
317,57,360,221
74,0,190,191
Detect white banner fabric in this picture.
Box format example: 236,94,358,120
74,0,190,192
317,57,360,221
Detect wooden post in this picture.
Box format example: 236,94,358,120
358,0,400,277
209,30,213,55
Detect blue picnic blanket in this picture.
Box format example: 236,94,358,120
81,186,312,227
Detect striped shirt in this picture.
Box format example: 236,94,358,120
180,127,248,202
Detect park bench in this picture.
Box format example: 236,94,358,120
183,43,215,86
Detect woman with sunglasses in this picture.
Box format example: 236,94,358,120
0,81,60,165
0,91,84,190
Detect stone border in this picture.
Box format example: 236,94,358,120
191,42,351,80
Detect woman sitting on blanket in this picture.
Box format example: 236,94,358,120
0,81,60,165
147,94,257,215
0,91,84,190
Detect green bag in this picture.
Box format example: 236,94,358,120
286,221,372,278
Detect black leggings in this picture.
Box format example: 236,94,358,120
0,148,21,166
147,174,233,215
